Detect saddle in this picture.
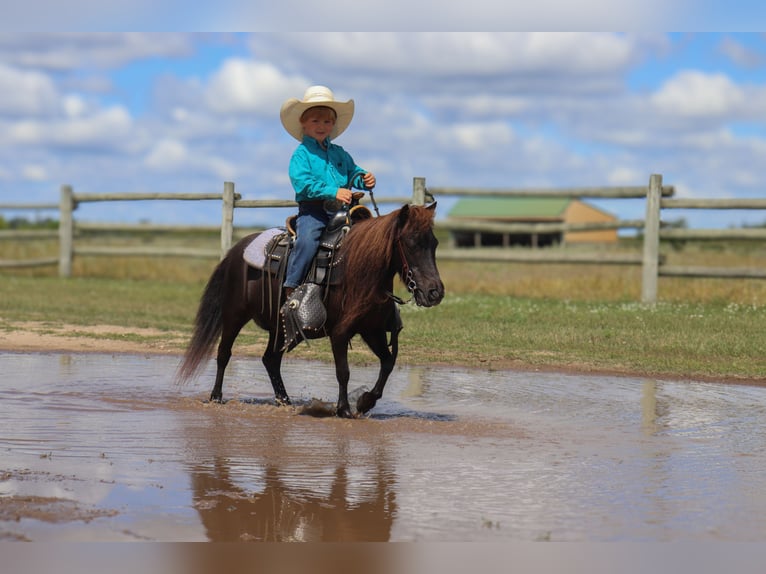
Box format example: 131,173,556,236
261,200,372,287
255,197,373,351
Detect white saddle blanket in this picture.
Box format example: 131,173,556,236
243,227,285,268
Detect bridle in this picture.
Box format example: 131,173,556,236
385,236,417,305
397,237,418,294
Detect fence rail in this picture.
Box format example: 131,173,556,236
71,192,229,203
426,185,675,199
0,229,58,240
2,174,765,303
654,192,766,281
0,203,58,210
661,198,766,209
437,218,646,234
0,201,60,269
433,248,645,266
660,228,766,240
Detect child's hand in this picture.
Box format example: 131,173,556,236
336,188,353,204
362,172,376,190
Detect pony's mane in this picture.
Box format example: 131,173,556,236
342,204,434,296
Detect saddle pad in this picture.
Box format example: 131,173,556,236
243,227,285,268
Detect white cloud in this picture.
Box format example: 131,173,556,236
144,137,238,180
262,33,637,86
677,128,735,150
7,105,134,149
232,0,688,31
0,63,59,115
0,33,195,70
207,156,238,180
0,0,718,33
145,138,188,169
454,95,529,117
171,107,191,122
452,122,514,151
607,166,645,186
204,58,307,115
62,94,87,118
21,164,49,181
651,70,745,118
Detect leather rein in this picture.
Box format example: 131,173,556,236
385,237,417,305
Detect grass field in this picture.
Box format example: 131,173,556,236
1,232,765,380
5,231,766,302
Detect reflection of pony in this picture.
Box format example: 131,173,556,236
183,400,398,545
190,456,396,542
177,203,444,418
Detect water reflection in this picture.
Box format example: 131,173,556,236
3,352,766,542
641,380,658,435
183,406,397,542
189,456,395,541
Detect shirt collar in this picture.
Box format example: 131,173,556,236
302,135,331,149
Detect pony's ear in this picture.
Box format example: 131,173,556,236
427,201,437,212
397,204,411,227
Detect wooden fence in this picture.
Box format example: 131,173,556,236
0,201,59,269
431,174,672,302
55,184,238,278
1,182,414,275
430,174,766,301
2,174,765,303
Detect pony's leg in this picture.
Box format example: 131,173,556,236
263,328,291,406
210,315,249,403
331,336,353,418
356,329,397,415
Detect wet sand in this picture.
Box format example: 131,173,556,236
2,351,766,542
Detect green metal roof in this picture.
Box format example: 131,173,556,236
449,197,572,219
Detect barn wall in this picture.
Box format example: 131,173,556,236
563,201,618,243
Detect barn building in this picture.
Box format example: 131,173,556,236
447,197,618,248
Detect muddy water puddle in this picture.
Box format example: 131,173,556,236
1,352,766,542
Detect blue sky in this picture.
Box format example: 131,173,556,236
2,32,766,230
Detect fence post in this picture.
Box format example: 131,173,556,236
221,181,235,260
412,177,426,206
58,184,74,278
641,174,662,303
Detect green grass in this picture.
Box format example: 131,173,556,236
1,273,765,380
0,275,198,330
396,295,766,379
3,232,766,379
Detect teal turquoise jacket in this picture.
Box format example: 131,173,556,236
288,136,367,202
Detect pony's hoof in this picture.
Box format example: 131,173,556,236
336,405,355,419
356,392,377,415
275,396,292,407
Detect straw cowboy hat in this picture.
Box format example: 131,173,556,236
280,85,355,141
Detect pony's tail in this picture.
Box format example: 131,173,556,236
175,258,227,383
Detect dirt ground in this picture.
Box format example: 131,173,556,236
0,320,188,356
0,319,647,380
2,320,763,387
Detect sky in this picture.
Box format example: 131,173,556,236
2,30,766,230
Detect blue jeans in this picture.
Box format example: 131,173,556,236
284,203,331,288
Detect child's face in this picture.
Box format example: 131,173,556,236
300,108,336,142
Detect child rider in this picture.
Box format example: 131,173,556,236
279,85,376,297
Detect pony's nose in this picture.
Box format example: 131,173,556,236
427,287,444,305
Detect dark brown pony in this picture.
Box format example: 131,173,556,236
177,203,444,418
